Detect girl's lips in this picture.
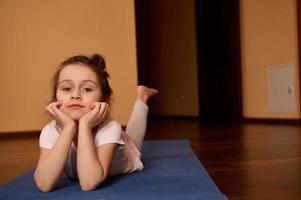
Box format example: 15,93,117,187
67,104,84,109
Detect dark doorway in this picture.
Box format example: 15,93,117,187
135,0,242,123
195,0,242,123
135,0,199,118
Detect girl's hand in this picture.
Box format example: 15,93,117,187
79,102,110,130
45,102,75,130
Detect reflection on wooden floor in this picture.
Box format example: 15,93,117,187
0,119,300,200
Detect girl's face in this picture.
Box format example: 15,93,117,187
56,64,102,120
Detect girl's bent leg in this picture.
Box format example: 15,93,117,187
126,86,158,150
125,100,149,150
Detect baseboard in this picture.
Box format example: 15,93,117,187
149,115,301,125
1,128,130,138
148,115,200,121
242,117,301,125
0,130,40,139
1,117,299,138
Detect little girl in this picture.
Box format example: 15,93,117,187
34,54,158,192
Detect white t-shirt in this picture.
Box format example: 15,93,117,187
39,120,143,178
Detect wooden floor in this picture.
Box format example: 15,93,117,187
1,119,301,200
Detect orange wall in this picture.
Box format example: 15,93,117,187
0,0,137,132
240,0,300,118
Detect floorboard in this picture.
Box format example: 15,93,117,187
0,119,300,200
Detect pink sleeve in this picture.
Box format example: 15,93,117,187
94,120,124,147
39,121,60,149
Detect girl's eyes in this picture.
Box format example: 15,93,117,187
62,87,72,92
59,87,93,93
82,88,93,92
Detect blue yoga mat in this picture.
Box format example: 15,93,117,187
0,140,227,200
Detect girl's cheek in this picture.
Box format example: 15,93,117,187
59,104,67,111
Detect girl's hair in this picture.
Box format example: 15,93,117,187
51,54,113,105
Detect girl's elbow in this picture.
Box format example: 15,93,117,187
80,182,99,192
37,185,53,193
80,177,106,192
35,179,54,193
34,173,54,193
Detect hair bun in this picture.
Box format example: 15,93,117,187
91,54,106,70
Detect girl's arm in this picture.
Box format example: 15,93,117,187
34,102,76,192
77,102,115,191
77,124,117,191
34,124,76,192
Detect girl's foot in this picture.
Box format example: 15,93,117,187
137,85,158,104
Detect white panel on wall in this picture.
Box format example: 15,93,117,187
267,64,296,112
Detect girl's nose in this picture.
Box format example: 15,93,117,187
71,92,82,100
